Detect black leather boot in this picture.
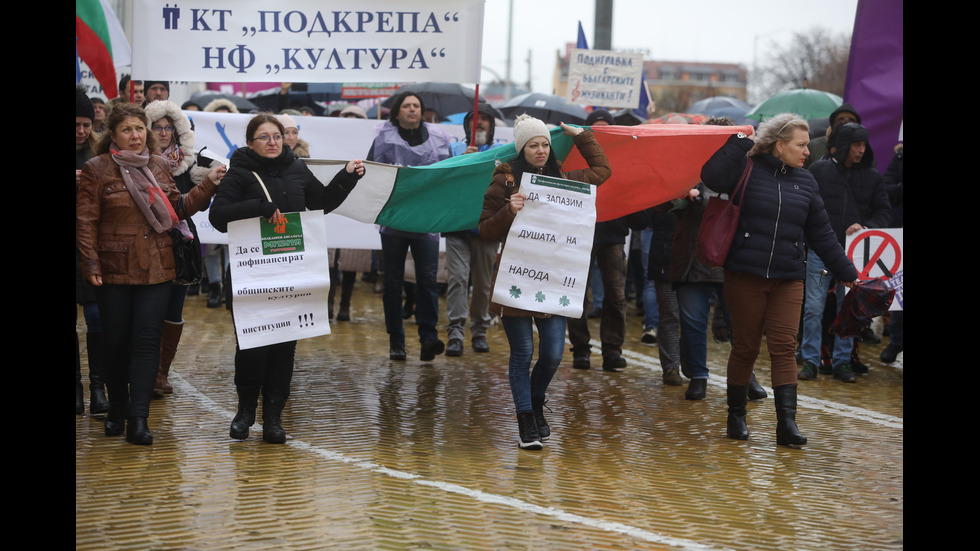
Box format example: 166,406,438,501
262,394,288,444
207,282,223,308
125,417,153,445
726,384,750,440
774,385,807,447
748,372,768,401
87,332,109,414
104,388,127,437
229,386,260,440
531,397,550,440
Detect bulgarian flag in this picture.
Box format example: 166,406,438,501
76,0,131,99
313,124,752,234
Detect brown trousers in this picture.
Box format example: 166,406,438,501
723,271,803,387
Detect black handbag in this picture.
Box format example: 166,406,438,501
170,195,203,285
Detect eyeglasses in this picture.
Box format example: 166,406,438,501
153,125,175,133
252,134,283,143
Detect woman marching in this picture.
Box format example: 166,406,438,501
700,113,857,447
143,99,225,398
208,113,364,444
479,115,611,450
76,102,221,445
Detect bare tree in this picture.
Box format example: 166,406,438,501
753,27,851,101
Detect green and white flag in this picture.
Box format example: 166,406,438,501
491,173,596,318
306,144,520,234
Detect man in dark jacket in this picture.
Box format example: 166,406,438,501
799,123,891,383
567,110,631,371
568,217,633,371
804,103,861,169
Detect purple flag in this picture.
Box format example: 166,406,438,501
843,0,904,173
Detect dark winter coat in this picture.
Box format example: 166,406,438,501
807,123,891,244
883,145,903,228
208,146,359,233
700,134,857,282
626,206,677,283
668,184,726,284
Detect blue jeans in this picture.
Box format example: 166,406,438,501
381,233,440,348
165,283,188,323
676,282,722,379
801,252,853,366
640,228,659,330
82,302,102,332
501,315,566,413
205,244,227,284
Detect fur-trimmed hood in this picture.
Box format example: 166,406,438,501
203,98,239,114
144,100,196,177
292,138,310,159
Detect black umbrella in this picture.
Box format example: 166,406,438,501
610,108,646,126
498,93,588,125
808,117,831,140
380,82,487,121
189,92,259,112
688,96,754,119
247,84,345,116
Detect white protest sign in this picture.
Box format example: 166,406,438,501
131,0,485,83
491,173,596,318
846,228,903,310
228,210,331,349
567,49,644,109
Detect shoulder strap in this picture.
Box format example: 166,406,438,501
251,171,273,202
732,156,753,205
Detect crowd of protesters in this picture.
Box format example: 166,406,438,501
77,80,900,449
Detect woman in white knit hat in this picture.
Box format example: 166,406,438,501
479,115,611,449
276,111,310,159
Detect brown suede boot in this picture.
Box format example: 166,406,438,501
155,320,183,397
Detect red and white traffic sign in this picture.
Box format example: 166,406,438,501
846,228,903,281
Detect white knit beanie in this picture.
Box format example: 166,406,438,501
276,113,298,130
512,113,550,153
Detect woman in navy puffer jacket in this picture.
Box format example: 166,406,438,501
701,113,857,448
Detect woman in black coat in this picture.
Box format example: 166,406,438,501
701,113,857,447
209,113,364,444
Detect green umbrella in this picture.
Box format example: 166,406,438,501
744,88,843,122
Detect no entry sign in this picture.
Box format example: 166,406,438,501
846,228,903,280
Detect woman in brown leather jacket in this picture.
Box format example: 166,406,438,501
479,115,611,450
76,103,223,445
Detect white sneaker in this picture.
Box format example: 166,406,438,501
641,327,658,346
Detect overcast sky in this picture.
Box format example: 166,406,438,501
479,0,860,95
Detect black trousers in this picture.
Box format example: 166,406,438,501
96,282,171,418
